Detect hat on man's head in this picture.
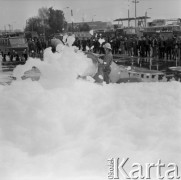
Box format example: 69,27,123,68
103,43,112,50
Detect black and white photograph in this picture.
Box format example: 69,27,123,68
0,0,181,179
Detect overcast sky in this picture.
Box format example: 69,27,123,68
0,0,181,30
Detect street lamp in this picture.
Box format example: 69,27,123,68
11,21,16,32
63,6,70,17
8,24,11,32
4,24,11,33
63,7,70,32
128,6,130,27
63,7,74,32
92,14,96,22
64,7,69,10
132,0,139,28
145,8,152,27
127,0,130,27
71,9,74,32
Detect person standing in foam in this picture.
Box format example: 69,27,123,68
102,43,113,84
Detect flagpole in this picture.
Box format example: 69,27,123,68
71,9,74,32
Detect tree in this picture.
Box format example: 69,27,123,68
25,7,67,39
48,7,65,34
79,23,90,32
38,7,49,20
25,17,42,35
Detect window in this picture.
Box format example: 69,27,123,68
9,38,26,46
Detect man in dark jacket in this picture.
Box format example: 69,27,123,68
151,36,158,58
138,36,146,57
158,36,165,59
165,37,173,60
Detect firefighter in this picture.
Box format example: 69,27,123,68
102,43,113,84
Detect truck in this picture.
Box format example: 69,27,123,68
0,36,28,62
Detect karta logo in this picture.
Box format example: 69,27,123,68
107,158,180,179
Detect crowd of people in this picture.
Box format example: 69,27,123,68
73,34,181,61
27,38,47,58
27,33,181,62
6,33,181,84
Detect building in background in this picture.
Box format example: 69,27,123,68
147,18,181,27
67,21,113,31
142,18,181,38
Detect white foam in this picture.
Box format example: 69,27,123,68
0,36,181,180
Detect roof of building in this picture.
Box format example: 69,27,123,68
70,21,107,24
114,16,151,22
68,21,111,30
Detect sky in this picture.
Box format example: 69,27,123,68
0,0,181,30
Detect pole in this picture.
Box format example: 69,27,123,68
128,9,130,27
127,0,130,28
135,0,136,28
63,18,64,32
132,0,139,30
145,8,152,27
43,19,45,41
8,24,11,32
71,9,73,32
92,15,96,22
82,13,84,22
63,7,69,33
